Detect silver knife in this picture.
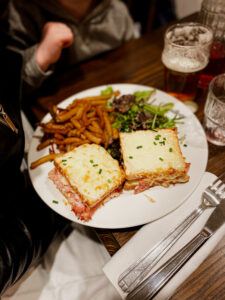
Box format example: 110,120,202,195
126,199,225,300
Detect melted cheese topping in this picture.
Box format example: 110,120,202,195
54,144,125,206
120,129,187,179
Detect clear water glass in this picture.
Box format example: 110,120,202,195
198,0,225,88
203,73,225,145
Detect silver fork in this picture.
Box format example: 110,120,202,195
118,172,225,294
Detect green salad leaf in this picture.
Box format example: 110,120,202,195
110,90,183,132
143,103,174,116
133,89,155,102
100,86,114,95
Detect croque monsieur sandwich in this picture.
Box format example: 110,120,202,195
119,128,190,193
48,144,125,221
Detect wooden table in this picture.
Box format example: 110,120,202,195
26,16,225,300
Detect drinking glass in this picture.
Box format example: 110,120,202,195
162,22,213,104
198,0,225,89
203,73,225,146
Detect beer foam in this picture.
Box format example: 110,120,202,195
162,53,208,73
167,24,213,46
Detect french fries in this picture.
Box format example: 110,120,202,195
31,91,120,169
30,153,60,169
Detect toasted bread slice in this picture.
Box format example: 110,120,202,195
53,143,125,207
120,128,190,192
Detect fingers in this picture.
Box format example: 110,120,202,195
42,22,74,48
36,22,74,71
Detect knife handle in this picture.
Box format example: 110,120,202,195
126,228,211,300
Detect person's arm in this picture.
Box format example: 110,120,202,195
2,1,73,93
22,22,74,93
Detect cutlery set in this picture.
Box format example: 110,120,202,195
118,172,225,299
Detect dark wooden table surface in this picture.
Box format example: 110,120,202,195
27,15,225,300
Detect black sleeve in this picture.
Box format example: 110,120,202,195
0,37,68,295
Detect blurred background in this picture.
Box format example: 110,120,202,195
0,0,203,35
122,0,203,35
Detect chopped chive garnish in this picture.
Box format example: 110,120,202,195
184,144,187,147
159,141,165,145
159,157,164,161
107,179,112,183
62,159,67,162
90,160,94,163
152,129,158,132
155,135,161,140
169,147,173,152
136,145,143,149
93,164,98,167
153,141,157,145
129,156,133,159
163,137,166,141
99,169,102,174
63,163,67,166
52,200,58,204
68,157,72,159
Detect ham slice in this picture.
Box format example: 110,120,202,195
49,168,92,221
48,168,122,221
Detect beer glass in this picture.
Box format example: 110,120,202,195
162,22,213,103
203,73,225,146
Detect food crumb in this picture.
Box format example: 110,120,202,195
144,194,156,203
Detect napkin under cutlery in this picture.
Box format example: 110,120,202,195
103,172,225,300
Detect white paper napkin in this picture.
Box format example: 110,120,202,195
2,224,120,300
103,172,225,300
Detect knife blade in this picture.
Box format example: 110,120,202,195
126,199,225,300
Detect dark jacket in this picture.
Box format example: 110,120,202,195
0,40,68,295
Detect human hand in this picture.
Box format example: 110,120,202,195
35,22,74,72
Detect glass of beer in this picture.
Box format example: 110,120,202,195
203,73,225,146
162,22,213,104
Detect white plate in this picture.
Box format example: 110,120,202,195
28,84,208,229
